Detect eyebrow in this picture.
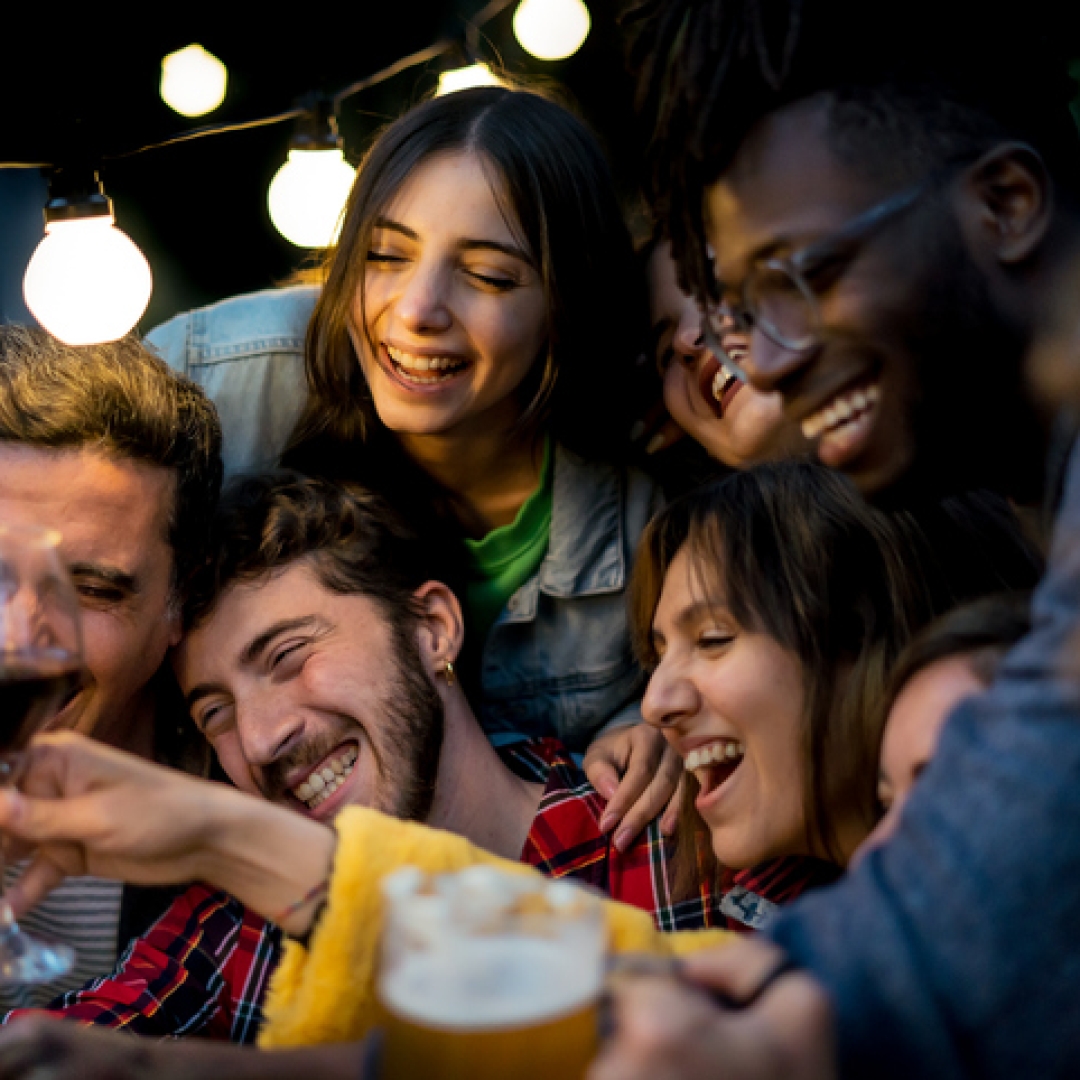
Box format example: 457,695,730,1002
372,217,535,267
649,598,732,651
184,615,321,713
68,562,140,595
237,615,320,668
672,599,730,631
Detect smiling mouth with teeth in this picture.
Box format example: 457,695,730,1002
292,744,358,811
684,739,745,800
705,342,747,417
385,344,469,385
801,382,880,441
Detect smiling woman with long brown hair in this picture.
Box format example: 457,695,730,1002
630,462,1043,920
150,84,678,843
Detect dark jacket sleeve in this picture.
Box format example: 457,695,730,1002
768,440,1080,1079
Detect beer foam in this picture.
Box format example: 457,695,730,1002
381,935,603,1029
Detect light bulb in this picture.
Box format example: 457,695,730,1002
268,147,355,248
437,63,503,95
160,44,228,118
513,0,591,60
23,217,153,346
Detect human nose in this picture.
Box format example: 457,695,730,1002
672,309,707,365
641,655,700,731
739,327,813,395
236,687,306,770
393,258,453,335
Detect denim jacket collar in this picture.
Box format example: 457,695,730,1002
503,444,625,624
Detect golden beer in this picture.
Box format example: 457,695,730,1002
381,997,598,1079
378,867,606,1080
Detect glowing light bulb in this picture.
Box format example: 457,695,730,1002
437,63,503,95
23,217,153,346
268,147,355,248
160,44,228,118
513,0,591,60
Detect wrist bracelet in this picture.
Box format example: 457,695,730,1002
272,879,328,928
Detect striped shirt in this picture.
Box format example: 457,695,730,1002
9,738,835,1040
0,867,123,1011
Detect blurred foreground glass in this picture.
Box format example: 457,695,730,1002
0,524,84,983
378,865,606,1079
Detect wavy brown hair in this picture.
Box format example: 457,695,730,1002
630,462,1042,894
284,86,646,492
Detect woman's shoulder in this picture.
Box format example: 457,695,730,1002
551,443,665,527
145,283,319,372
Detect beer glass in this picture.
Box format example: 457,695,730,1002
378,865,607,1080
0,523,82,983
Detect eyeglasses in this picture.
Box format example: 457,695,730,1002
701,177,938,384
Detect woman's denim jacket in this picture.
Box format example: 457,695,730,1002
147,285,663,753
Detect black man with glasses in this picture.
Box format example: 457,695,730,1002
591,3,1080,1078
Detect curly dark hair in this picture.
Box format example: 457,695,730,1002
620,0,1080,308
183,470,459,637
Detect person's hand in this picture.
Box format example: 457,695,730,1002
584,724,683,851
0,1015,373,1080
590,939,837,1080
0,731,334,936
0,1016,156,1080
632,398,686,457
0,731,239,913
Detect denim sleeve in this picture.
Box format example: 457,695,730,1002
768,442,1080,1079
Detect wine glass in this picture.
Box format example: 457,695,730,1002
0,523,83,983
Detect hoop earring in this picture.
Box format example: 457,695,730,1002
444,660,455,687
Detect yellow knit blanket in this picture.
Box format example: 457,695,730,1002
258,806,733,1047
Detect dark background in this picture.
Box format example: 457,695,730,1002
5,3,1080,340
0,1,646,334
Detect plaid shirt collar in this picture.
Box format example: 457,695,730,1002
506,737,838,933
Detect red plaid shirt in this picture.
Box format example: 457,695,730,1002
508,739,838,933
7,738,835,1041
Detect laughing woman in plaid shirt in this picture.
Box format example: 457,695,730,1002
631,462,1041,913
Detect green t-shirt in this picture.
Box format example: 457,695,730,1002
463,440,553,650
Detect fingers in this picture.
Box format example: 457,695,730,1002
584,760,622,804
5,852,72,918
681,938,790,1003
590,970,837,1080
645,418,686,456
659,774,685,837
591,728,664,838
584,729,633,814
0,787,96,847
609,747,683,852
589,976,730,1080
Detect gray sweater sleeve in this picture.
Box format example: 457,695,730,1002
768,441,1080,1079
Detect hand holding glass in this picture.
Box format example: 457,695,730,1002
0,524,83,983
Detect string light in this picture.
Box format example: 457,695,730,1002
267,97,356,248
160,44,228,118
437,62,504,95
7,0,530,327
513,0,590,60
22,171,152,346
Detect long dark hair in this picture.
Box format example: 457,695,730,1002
630,462,1043,892
284,86,646,488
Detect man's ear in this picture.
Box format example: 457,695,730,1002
412,581,465,678
957,142,1053,267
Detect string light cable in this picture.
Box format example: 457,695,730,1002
2,0,589,343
